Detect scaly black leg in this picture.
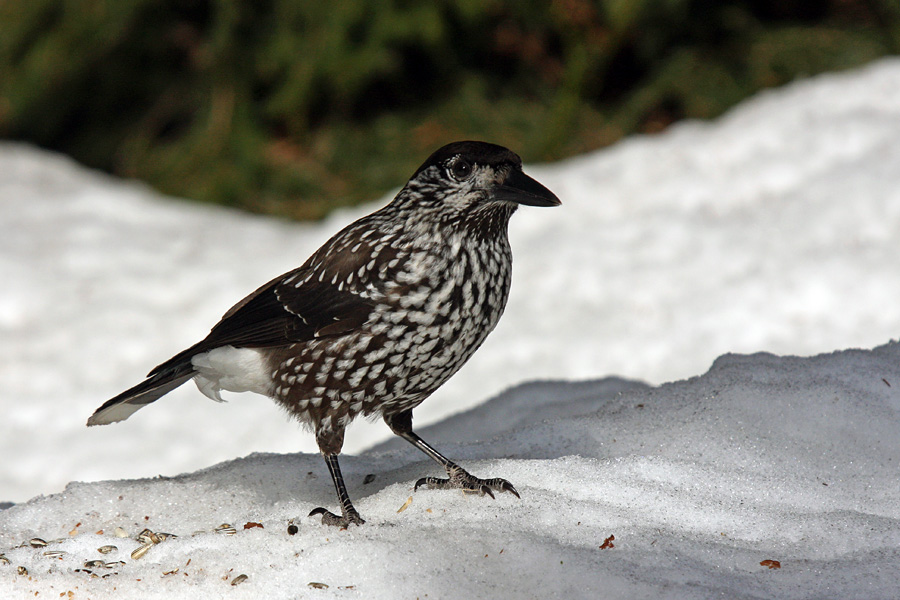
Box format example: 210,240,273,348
309,453,365,527
385,410,520,499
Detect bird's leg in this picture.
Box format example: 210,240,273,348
309,453,365,527
385,410,520,499
309,427,365,527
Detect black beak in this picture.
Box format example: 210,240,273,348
493,169,561,207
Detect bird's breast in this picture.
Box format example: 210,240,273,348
268,234,514,426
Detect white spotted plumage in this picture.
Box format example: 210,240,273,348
87,141,559,528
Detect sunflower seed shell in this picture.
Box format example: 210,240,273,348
130,544,152,560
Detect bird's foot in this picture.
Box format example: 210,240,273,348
414,465,520,499
308,506,366,528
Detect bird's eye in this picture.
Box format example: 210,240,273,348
448,158,473,181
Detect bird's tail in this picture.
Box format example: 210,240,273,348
87,364,194,426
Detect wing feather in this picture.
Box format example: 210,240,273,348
147,239,385,376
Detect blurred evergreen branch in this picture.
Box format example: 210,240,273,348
1,0,897,219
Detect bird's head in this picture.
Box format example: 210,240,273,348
394,141,560,235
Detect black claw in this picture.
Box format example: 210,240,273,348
500,480,521,499
481,485,495,499
414,476,440,491
482,477,520,499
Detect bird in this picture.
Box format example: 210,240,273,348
87,140,561,527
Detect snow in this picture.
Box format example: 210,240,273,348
2,343,899,598
3,58,900,597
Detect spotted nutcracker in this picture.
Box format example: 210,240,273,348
88,141,561,526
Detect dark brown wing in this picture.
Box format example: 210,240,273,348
147,242,381,377
276,235,387,340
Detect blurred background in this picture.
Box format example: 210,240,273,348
2,0,899,220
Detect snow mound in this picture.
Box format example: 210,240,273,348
2,342,899,598
2,57,900,507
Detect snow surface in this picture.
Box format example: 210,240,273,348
2,343,899,598
4,59,900,506
2,58,900,597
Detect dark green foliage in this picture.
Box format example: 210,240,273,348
1,0,898,219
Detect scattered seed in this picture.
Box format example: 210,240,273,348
17,566,28,576
363,473,376,484
130,544,152,560
114,527,128,538
308,582,329,589
163,568,180,576
231,574,249,586
599,534,616,549
287,524,299,535
215,524,237,535
137,528,163,545
0,554,9,565
243,522,263,530
155,532,176,542
104,561,126,568
760,559,781,569
84,560,105,568
29,538,48,548
397,496,413,513
97,545,118,554
43,550,67,558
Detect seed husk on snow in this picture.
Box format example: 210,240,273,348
397,496,413,513
137,528,171,545
130,544,152,560
231,574,249,586
97,545,118,554
136,528,174,545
